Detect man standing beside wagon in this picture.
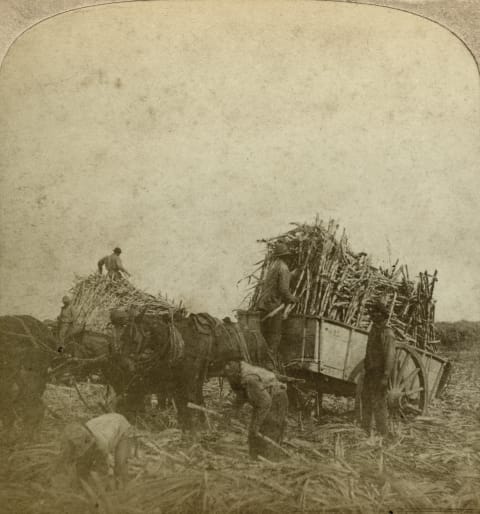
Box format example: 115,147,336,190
256,243,299,370
361,300,396,441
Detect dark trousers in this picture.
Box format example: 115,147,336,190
248,388,288,460
260,313,283,371
361,370,388,436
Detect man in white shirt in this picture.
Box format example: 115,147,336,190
56,412,133,488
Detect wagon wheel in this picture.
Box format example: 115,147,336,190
387,343,428,419
354,343,429,426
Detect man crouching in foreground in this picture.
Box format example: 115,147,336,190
53,413,133,489
223,359,288,460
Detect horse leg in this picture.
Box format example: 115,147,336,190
172,390,191,433
192,363,207,425
172,374,193,433
21,397,45,440
15,370,47,438
116,392,144,423
156,389,169,410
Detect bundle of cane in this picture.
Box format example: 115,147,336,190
69,274,184,333
244,218,439,351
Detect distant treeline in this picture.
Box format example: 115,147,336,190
435,321,480,349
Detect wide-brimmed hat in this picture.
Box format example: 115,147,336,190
272,243,292,258
113,247,122,254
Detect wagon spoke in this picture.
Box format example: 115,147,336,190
404,387,424,397
398,351,410,384
403,403,422,414
392,351,400,387
398,407,408,417
399,367,420,389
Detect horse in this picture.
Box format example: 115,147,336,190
106,310,270,431
62,327,112,382
0,315,59,435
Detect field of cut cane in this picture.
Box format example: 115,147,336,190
1,347,479,514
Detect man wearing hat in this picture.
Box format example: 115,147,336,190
256,242,299,370
57,295,76,345
54,412,133,489
98,247,131,279
361,300,396,439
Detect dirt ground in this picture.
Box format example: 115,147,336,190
0,346,479,513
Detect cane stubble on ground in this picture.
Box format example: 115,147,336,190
0,348,478,513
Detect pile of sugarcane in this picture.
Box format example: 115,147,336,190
246,218,439,350
69,274,184,333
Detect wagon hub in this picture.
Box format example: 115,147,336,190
387,387,405,411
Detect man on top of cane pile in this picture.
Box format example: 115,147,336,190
361,300,396,442
98,247,131,279
256,242,299,370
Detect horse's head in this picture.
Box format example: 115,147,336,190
111,307,172,355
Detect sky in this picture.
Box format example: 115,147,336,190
0,1,479,321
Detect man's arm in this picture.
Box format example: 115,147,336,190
97,256,106,274
278,264,298,304
227,380,248,411
290,268,301,282
382,328,396,385
114,435,131,488
245,377,272,434
66,306,76,324
116,257,130,277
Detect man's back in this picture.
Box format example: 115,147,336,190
86,413,131,455
101,253,121,271
364,322,395,373
240,361,278,389
257,259,294,311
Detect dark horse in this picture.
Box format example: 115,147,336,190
62,327,112,381
105,311,270,431
0,315,59,435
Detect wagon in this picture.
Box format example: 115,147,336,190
237,311,451,419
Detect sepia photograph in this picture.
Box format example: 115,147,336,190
0,1,479,512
